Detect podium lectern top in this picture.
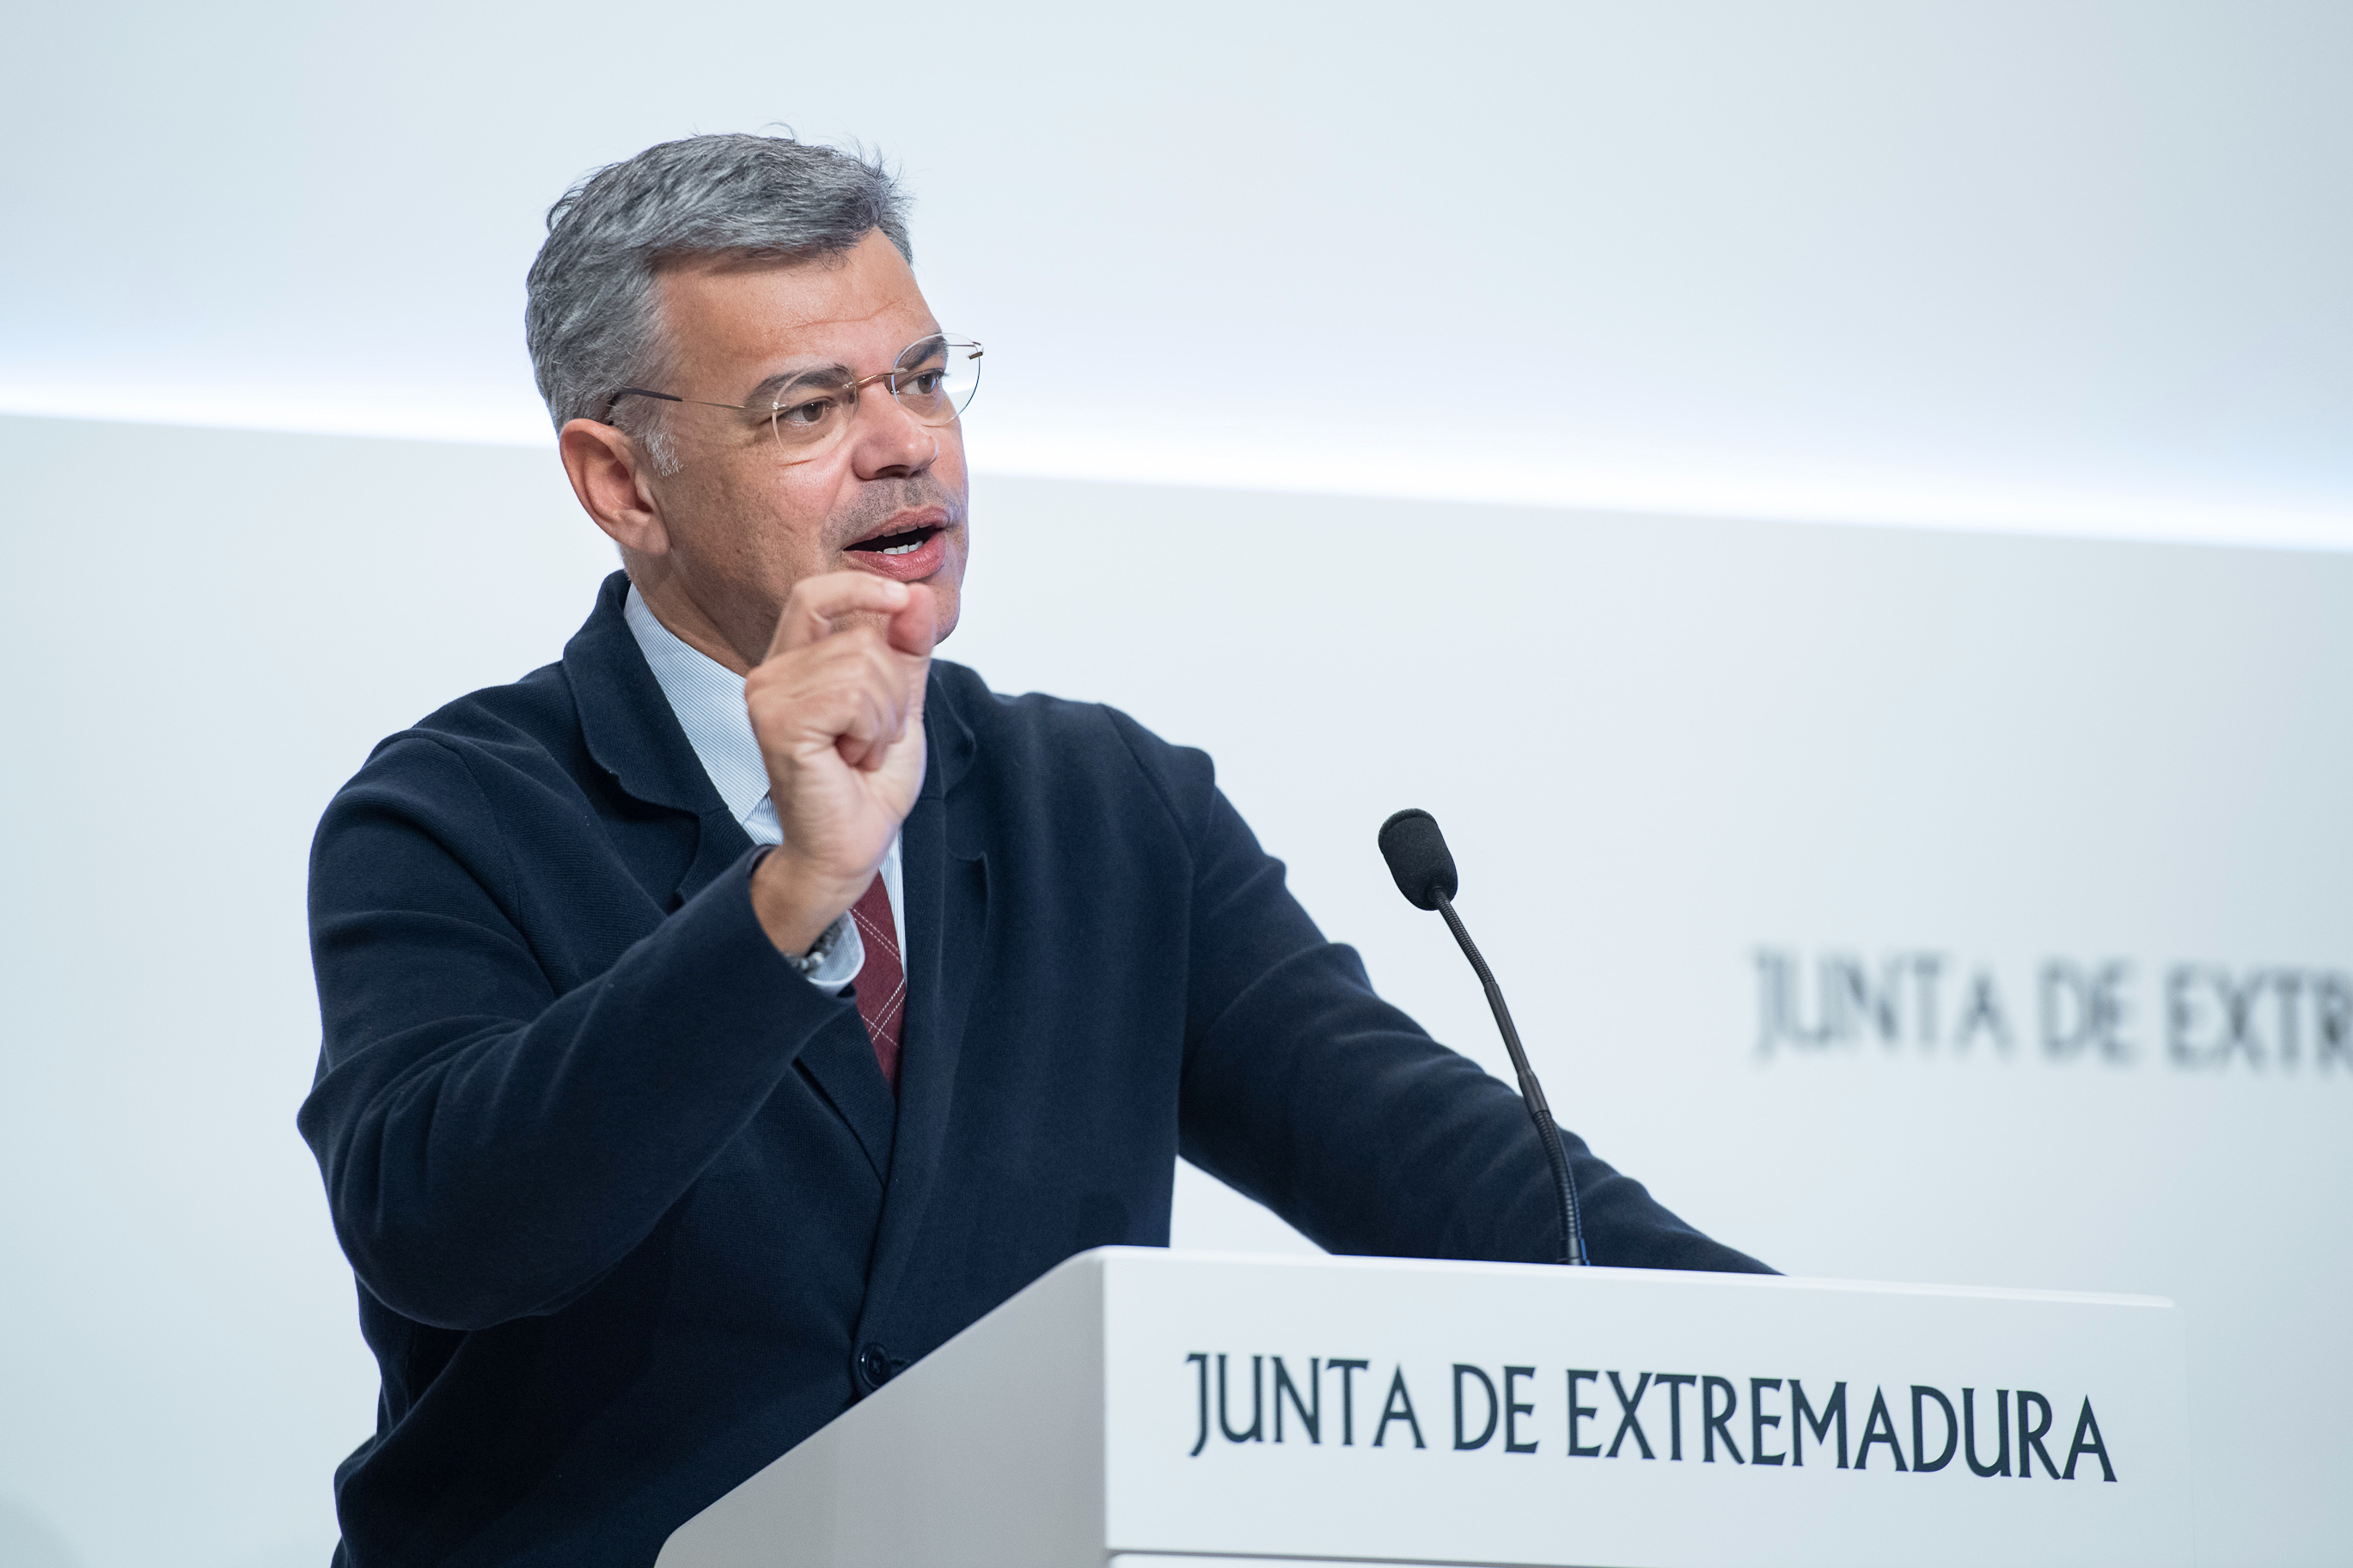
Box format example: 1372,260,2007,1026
658,1248,2189,1568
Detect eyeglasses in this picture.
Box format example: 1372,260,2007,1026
604,333,983,464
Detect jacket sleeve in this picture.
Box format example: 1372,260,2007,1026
296,735,859,1330
1126,722,1773,1274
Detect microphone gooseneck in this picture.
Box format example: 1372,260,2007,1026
1378,809,1589,1267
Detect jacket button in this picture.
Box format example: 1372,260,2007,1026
856,1342,893,1389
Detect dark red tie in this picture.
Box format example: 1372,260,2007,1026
849,875,905,1089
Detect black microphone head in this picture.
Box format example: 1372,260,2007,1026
1378,808,1459,911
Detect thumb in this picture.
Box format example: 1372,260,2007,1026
889,582,938,660
894,583,934,735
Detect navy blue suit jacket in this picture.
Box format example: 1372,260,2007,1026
299,571,1767,1567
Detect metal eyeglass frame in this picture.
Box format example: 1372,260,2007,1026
600,335,983,462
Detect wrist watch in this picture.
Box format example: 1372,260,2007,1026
754,845,849,979
785,910,851,978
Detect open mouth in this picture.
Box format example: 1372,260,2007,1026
846,524,942,558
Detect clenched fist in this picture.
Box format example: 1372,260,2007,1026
744,571,935,956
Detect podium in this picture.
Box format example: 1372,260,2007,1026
657,1248,2191,1568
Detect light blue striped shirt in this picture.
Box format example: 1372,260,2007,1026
624,584,904,992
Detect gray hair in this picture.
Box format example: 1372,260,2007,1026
524,131,912,470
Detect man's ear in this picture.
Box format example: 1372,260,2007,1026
559,418,669,556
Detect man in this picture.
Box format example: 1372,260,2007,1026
299,131,1767,1568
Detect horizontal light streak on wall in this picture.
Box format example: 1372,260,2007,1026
5,384,2350,556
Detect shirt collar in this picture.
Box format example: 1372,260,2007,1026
622,585,773,828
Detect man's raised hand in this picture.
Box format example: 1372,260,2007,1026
744,572,934,957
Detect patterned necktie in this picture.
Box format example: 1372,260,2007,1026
849,874,905,1089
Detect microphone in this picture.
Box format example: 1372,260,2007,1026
1378,808,1589,1266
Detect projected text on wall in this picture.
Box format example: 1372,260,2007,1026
1752,949,2352,1070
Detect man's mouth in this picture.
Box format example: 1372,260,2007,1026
841,517,952,583
847,524,942,558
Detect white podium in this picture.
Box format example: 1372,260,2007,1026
657,1248,2191,1568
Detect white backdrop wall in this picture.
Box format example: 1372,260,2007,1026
0,413,2346,1567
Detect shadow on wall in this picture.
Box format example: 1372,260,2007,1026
0,1494,88,1568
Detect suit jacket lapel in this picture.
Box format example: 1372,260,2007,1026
673,808,752,908
792,1017,898,1184
859,674,986,1322
681,808,895,1182
564,571,729,823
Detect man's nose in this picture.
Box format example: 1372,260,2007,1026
849,383,939,478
